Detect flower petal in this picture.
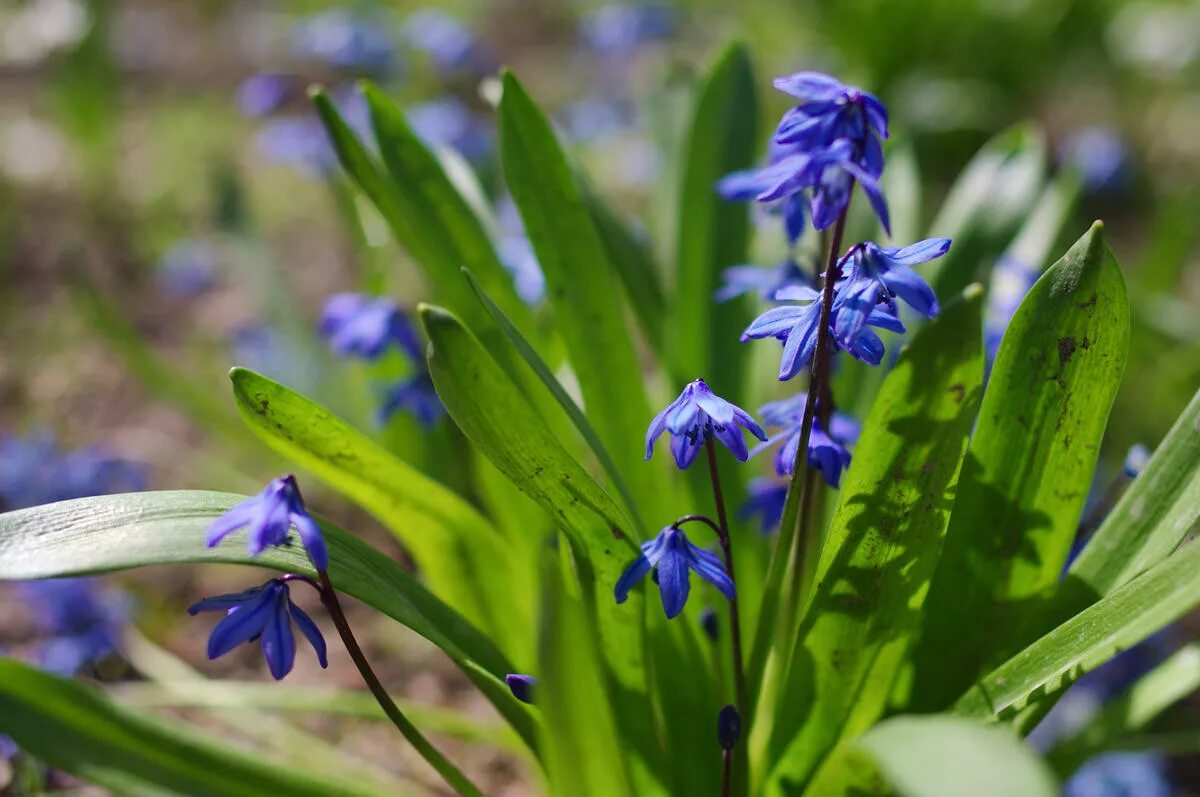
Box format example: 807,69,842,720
614,555,652,604
288,600,328,669
291,512,329,572
260,586,297,680
655,538,692,618
206,588,275,660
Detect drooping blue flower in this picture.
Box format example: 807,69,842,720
1060,126,1131,195
155,239,220,298
738,478,788,533
718,143,811,244
189,579,327,681
378,373,444,429
832,239,948,346
319,293,423,362
715,259,808,303
645,379,766,469
1123,443,1151,478
504,673,537,704
18,578,129,676
579,4,679,55
293,10,395,73
206,475,328,571
402,10,491,74
615,525,735,618
236,73,293,118
984,253,1040,364
755,393,861,486
1063,752,1171,797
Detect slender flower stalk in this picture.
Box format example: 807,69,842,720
704,439,748,723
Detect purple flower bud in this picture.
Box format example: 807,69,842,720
717,704,741,750
505,673,537,704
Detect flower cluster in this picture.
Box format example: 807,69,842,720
318,293,445,429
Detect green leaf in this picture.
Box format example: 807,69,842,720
805,715,1058,797
0,659,377,797
669,42,758,404
1045,643,1200,775
361,82,535,338
954,537,1200,722
909,223,1129,711
1065,386,1200,597
759,289,984,792
228,367,533,662
463,270,641,527
496,70,665,527
0,490,537,751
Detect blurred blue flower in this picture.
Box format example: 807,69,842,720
984,253,1039,364
206,475,328,571
755,392,860,486
495,196,546,305
0,734,14,759
579,4,679,55
407,97,491,160
402,10,491,74
1123,443,1151,478
0,432,146,510
255,116,337,176
155,239,220,298
738,478,788,533
645,379,766,469
319,293,423,362
19,578,129,676
1061,127,1131,195
293,9,395,73
832,239,947,346
236,73,292,118
189,579,327,681
615,525,734,618
378,373,444,429
1063,752,1170,797
229,324,317,391
716,259,808,303
560,95,633,143
504,673,537,704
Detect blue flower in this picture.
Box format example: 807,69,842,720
189,579,327,681
1060,127,1130,195
614,525,735,618
645,379,766,469
718,144,811,244
19,578,128,676
1063,752,1170,797
0,734,15,759
156,239,220,298
772,73,888,150
984,253,1039,363
579,4,678,55
738,478,788,533
378,373,444,429
832,239,947,346
407,97,492,160
402,10,491,74
255,116,337,176
504,673,537,704
236,73,292,118
319,293,423,361
293,10,395,73
0,433,147,510
715,259,808,303
496,196,547,305
206,476,328,571
756,393,860,486
1123,443,1151,478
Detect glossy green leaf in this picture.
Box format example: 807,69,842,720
0,491,537,751
0,660,376,797
910,223,1129,711
497,70,664,526
1065,386,1200,597
669,42,758,403
228,367,532,661
760,289,984,792
954,537,1200,722
1045,643,1200,775
361,82,535,337
805,715,1058,797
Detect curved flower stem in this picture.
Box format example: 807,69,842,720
315,570,484,797
704,439,748,777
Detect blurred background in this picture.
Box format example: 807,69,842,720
0,0,1197,794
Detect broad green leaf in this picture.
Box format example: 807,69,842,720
0,491,537,751
760,289,984,792
910,223,1129,711
805,715,1058,797
496,71,665,527
463,269,641,527
421,304,666,792
927,124,1046,299
669,42,758,405
361,82,535,338
537,542,636,797
1065,386,1200,597
1045,643,1200,775
228,367,532,662
954,537,1200,722
0,660,376,797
